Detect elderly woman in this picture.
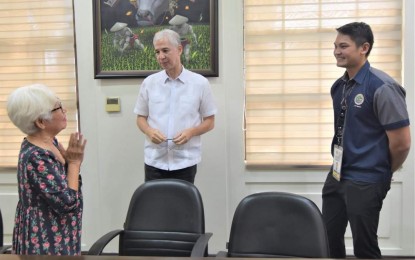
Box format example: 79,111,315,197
7,84,86,255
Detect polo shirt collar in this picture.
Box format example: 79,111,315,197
341,61,370,85
163,66,189,84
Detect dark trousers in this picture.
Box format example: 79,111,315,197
322,173,390,259
145,164,197,184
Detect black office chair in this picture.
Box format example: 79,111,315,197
0,208,12,254
218,192,330,258
88,179,212,257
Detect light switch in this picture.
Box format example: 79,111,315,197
106,97,121,112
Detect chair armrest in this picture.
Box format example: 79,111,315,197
87,229,123,255
215,251,228,258
190,232,213,257
0,245,11,254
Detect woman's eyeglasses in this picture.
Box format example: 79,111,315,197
51,102,64,113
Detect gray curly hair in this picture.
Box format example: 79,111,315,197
7,84,57,135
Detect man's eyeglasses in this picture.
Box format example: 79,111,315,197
51,103,64,113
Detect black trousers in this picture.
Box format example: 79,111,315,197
144,164,197,184
322,173,391,259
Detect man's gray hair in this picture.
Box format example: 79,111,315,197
153,29,181,47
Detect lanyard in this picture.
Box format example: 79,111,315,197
336,80,355,146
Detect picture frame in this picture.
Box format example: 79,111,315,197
93,0,218,78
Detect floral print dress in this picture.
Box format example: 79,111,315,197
12,138,83,255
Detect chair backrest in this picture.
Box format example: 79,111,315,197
119,179,206,256
227,192,330,258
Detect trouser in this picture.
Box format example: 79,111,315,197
144,164,197,184
322,173,391,259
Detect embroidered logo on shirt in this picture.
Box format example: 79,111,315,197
354,93,364,107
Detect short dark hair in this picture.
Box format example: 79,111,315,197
336,22,374,57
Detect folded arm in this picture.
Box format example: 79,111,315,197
386,126,411,173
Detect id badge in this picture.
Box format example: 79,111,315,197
332,145,343,181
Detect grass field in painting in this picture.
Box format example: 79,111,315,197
99,25,211,72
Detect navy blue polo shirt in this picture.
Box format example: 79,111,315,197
331,61,409,183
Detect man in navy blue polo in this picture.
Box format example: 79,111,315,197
322,22,411,259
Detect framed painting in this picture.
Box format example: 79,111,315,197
93,0,218,78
